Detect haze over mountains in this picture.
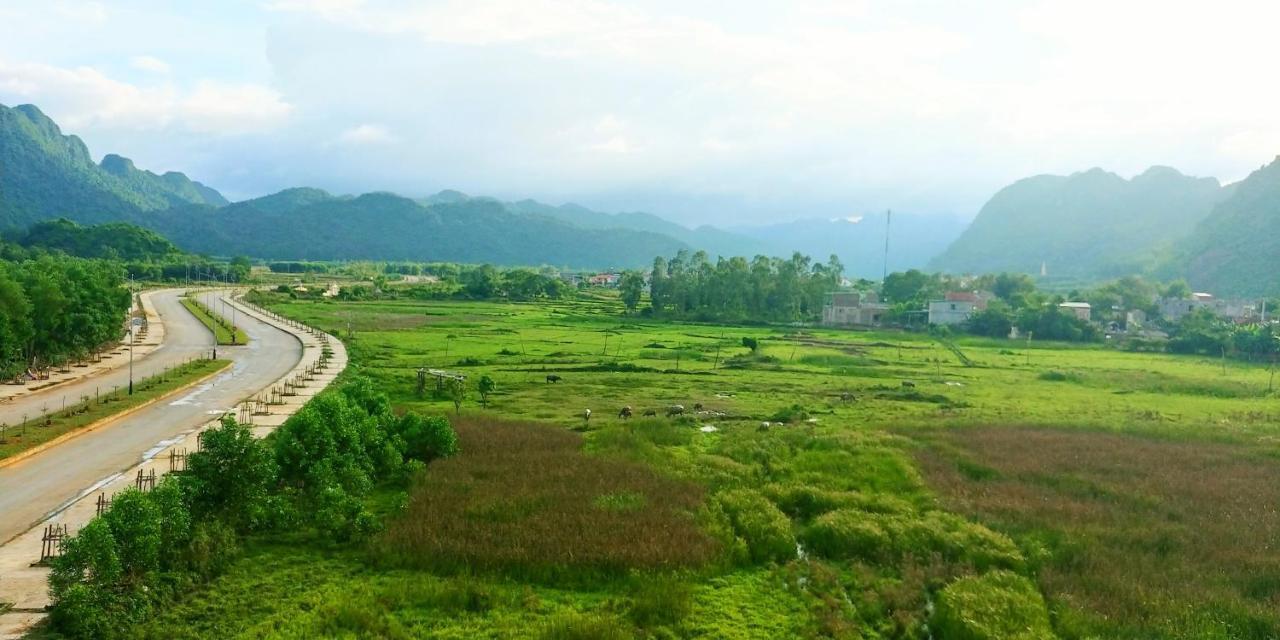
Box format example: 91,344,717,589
1,101,1278,294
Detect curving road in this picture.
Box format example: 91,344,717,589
0,290,302,543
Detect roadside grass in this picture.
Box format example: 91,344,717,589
913,426,1280,639
377,417,720,581
0,358,229,460
115,289,1280,639
180,297,249,345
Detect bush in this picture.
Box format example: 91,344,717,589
802,509,1023,571
714,489,797,564
393,413,459,462
932,570,1054,640
769,404,810,424
1038,370,1080,382
628,577,693,630
541,613,636,640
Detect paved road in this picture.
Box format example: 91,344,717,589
0,290,301,543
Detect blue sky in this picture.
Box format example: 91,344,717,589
1,0,1277,226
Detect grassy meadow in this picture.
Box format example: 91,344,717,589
126,292,1280,639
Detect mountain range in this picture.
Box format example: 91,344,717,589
1,101,1278,293
929,166,1232,279
0,102,961,273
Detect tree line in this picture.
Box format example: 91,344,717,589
0,254,130,380
47,378,459,638
633,250,844,322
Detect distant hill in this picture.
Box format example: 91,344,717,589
930,166,1230,278
13,218,181,261
0,103,227,229
146,191,688,268
1174,157,1280,296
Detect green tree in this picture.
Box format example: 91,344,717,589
619,270,645,311
446,376,466,415
477,374,496,407
188,416,277,531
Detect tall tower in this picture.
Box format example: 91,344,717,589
882,209,892,283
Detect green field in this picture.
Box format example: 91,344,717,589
180,296,249,345
123,292,1280,639
0,358,229,460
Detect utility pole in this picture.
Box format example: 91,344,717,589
882,209,892,284
128,274,135,395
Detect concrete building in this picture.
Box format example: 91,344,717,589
928,291,993,326
1157,293,1258,324
822,291,890,326
1059,301,1092,322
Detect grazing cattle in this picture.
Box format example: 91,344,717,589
666,404,685,417
618,406,633,420
642,408,658,417
901,380,916,388
693,403,703,411
546,374,562,383
840,391,854,402
758,421,772,431
583,408,592,424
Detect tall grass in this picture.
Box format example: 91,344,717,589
378,417,719,581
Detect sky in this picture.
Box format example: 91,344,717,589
1,0,1278,227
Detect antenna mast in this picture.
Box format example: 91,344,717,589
882,209,892,283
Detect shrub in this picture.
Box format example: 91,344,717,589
541,613,636,640
393,412,459,462
802,509,1023,571
769,404,810,424
932,571,1054,640
628,577,693,630
187,416,278,531
1038,370,1080,382
714,489,797,564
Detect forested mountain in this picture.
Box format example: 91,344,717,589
1174,156,1280,296
0,103,226,230
12,218,181,261
930,166,1230,278
146,191,688,268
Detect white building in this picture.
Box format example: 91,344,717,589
928,291,993,326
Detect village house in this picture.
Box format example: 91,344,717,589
928,291,994,326
587,272,622,287
1059,301,1092,322
1157,292,1258,324
822,291,890,326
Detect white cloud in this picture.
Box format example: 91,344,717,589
130,55,171,74
336,123,393,145
53,1,106,23
0,59,292,135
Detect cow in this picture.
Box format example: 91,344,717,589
666,404,685,417
901,380,916,388
618,406,633,420
693,403,704,411
546,374,562,383
642,408,658,417
582,408,592,425
840,391,854,402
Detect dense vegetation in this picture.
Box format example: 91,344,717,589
45,378,457,638
930,166,1228,280
0,254,130,379
10,218,181,261
645,250,844,321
